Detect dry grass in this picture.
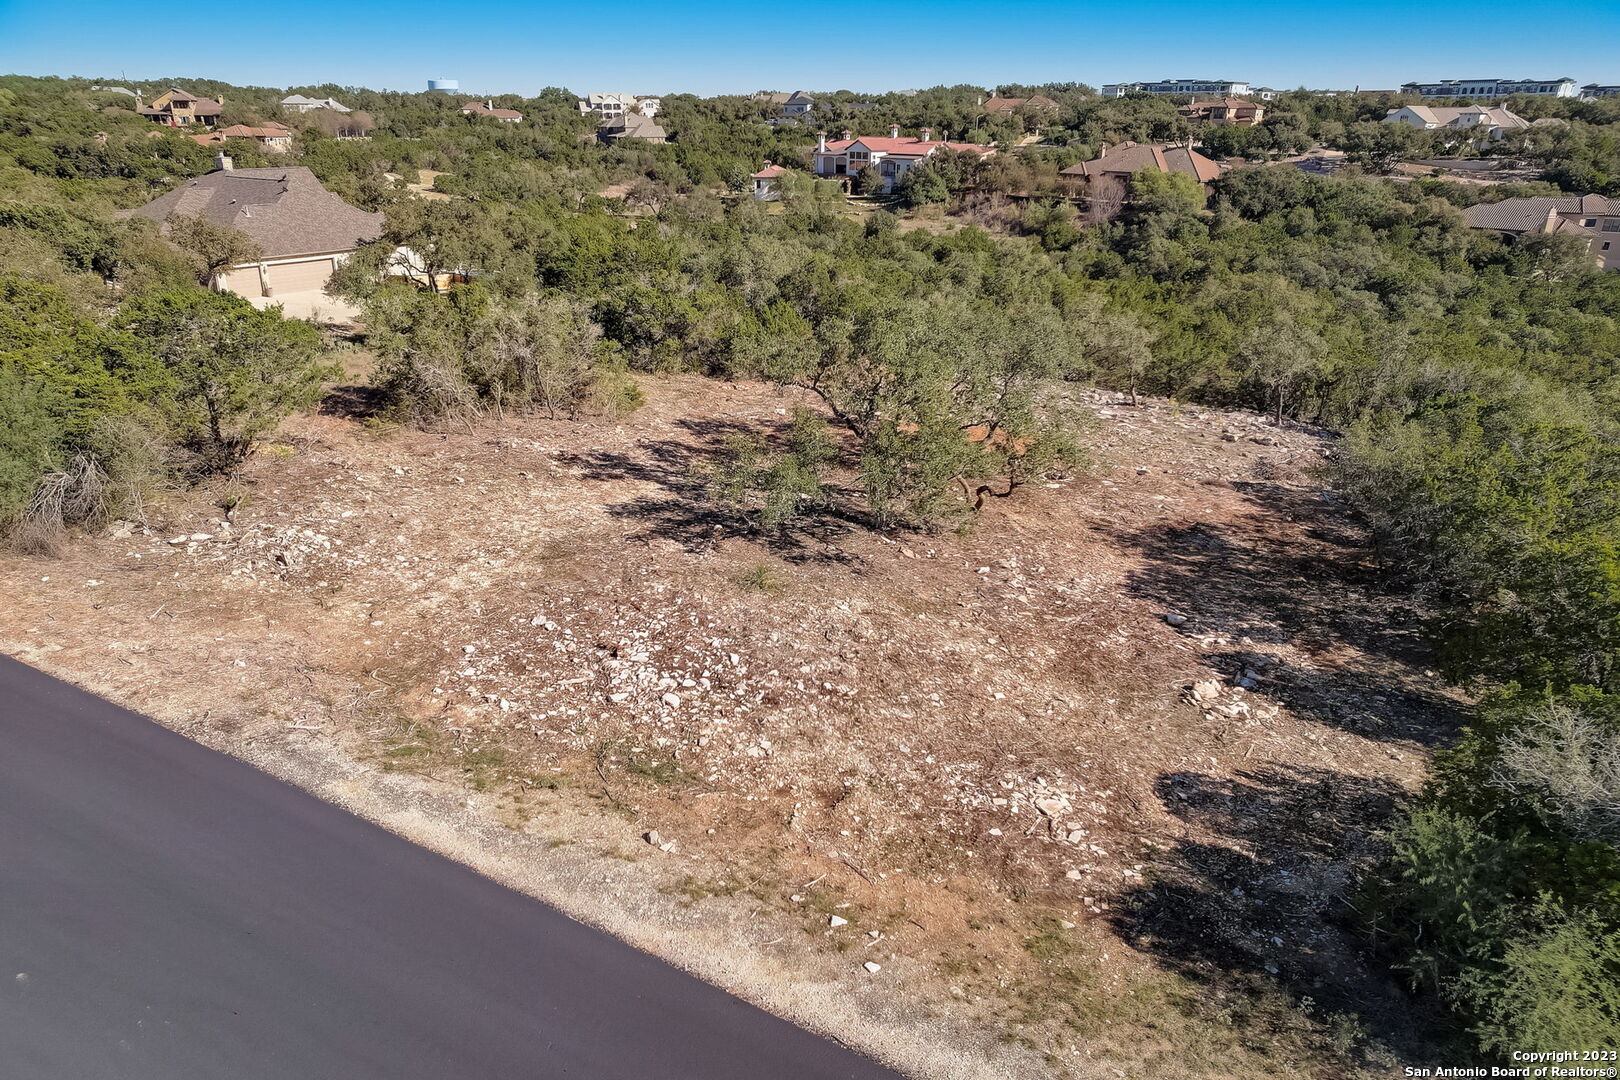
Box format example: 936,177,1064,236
0,377,1465,1078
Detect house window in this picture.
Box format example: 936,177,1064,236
1584,219,1598,227
848,150,869,163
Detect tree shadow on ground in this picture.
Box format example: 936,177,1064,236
1105,480,1463,747
560,417,868,566
319,385,390,420
1112,764,1455,1064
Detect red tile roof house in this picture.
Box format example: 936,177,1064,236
190,122,294,152
461,100,523,122
812,126,995,193
750,163,789,201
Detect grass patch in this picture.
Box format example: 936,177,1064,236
1009,915,1382,1078
733,560,784,594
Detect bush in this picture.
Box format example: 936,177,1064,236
0,366,63,523
113,289,331,471
1379,689,1620,1052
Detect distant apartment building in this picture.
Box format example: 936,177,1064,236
1400,77,1577,99
1100,79,1250,98
1581,84,1620,101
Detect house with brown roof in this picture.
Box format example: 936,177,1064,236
812,126,995,193
137,87,224,127
597,111,668,144
1180,98,1266,126
1463,194,1620,271
982,95,1058,115
1060,141,1223,190
190,122,293,152
461,100,523,122
127,156,383,299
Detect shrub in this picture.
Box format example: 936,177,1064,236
113,289,331,471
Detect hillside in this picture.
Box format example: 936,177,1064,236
0,376,1462,1077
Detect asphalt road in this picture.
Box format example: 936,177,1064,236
0,655,902,1080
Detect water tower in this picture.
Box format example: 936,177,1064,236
428,79,459,94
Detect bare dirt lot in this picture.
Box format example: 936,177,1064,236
0,375,1464,1078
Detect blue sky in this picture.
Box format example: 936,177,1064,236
2,0,1615,97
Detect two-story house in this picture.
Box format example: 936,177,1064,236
578,93,661,118
1463,194,1620,271
137,87,224,126
1180,98,1266,126
782,91,817,117
811,126,994,193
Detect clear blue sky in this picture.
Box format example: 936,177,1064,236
2,0,1615,97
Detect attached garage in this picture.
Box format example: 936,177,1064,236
128,161,384,305
262,257,337,296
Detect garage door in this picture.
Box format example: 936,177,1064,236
263,258,334,296
220,266,265,298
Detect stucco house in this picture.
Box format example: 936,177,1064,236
750,163,788,201
811,126,994,193
127,156,383,299
1383,104,1529,143
1463,194,1620,271
578,93,661,118
137,87,224,126
281,94,350,113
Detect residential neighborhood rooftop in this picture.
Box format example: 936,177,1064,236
127,164,382,259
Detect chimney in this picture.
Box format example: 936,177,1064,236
841,129,852,141
817,130,827,152
1098,142,1109,157
890,123,900,139
487,100,494,110
921,127,932,142
215,151,233,172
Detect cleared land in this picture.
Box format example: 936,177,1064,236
0,375,1463,1078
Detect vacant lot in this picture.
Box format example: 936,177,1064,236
0,376,1463,1078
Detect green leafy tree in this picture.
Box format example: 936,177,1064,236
114,290,330,471
164,213,264,287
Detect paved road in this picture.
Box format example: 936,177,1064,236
0,656,902,1080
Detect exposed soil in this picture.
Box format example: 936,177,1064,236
0,375,1465,1078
